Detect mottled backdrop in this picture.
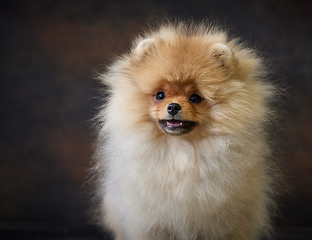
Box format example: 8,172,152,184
0,0,311,229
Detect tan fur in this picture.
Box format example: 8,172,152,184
93,21,276,240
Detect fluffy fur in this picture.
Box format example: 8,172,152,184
93,21,276,240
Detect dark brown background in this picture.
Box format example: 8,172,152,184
0,0,311,231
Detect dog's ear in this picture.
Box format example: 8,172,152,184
134,38,156,60
135,39,155,54
208,43,235,67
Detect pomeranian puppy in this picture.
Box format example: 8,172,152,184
93,21,277,240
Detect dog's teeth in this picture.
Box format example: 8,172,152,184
166,120,183,127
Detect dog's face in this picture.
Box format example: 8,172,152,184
150,80,207,135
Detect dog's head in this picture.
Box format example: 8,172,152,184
131,36,237,137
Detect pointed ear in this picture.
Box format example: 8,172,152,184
208,43,234,67
134,38,156,59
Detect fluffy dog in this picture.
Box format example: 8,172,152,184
92,21,277,240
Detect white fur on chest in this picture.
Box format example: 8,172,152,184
102,130,261,236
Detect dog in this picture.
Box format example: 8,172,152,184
92,21,277,240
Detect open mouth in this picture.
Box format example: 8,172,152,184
158,120,196,135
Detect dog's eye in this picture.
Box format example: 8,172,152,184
189,94,202,103
155,91,166,101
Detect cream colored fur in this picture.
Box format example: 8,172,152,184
93,21,276,240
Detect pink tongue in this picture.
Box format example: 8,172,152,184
167,120,182,126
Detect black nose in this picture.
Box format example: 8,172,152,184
167,103,181,116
